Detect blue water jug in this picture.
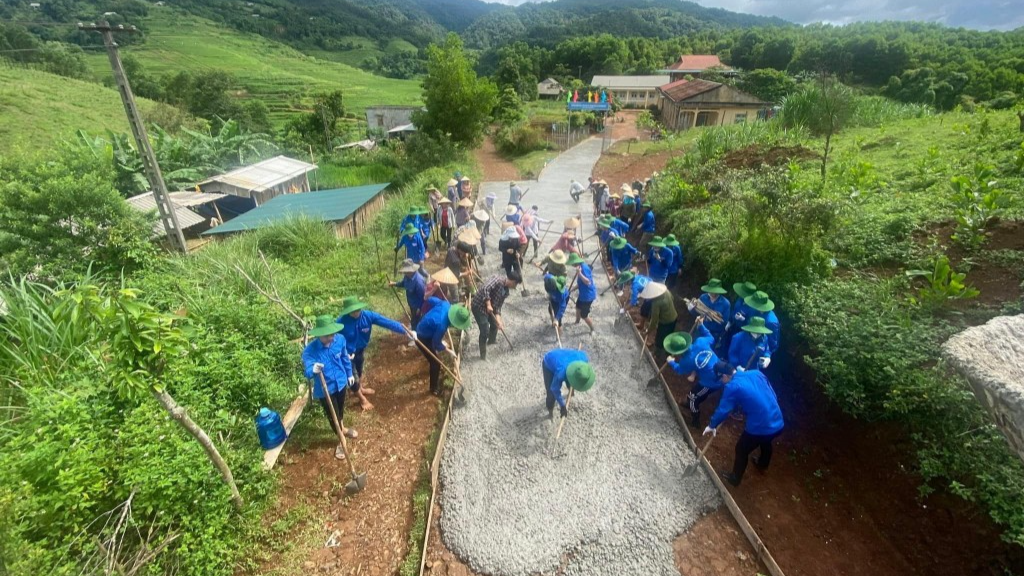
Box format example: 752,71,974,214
256,407,286,450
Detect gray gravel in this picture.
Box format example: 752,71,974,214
438,138,720,575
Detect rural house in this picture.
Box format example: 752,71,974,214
197,155,317,208
537,77,564,99
657,79,768,130
203,183,390,240
126,190,228,250
365,105,422,132
590,75,670,108
661,55,735,82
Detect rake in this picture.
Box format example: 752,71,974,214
316,372,367,495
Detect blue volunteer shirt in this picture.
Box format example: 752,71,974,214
728,331,770,370
416,297,451,351
610,218,630,236
629,274,651,307
599,227,619,246
396,273,426,311
398,215,418,234
710,371,784,435
698,293,731,338
647,246,674,281
543,349,590,409
668,323,721,389
418,215,432,240
610,243,639,274
761,310,780,354
337,310,406,352
397,233,426,263
731,299,759,326
640,209,656,233
544,274,569,321
575,263,596,303
505,213,521,226
668,244,683,274
302,335,354,399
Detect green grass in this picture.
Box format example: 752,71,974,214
512,149,557,180
0,66,157,152
312,162,397,189
85,8,421,127
526,99,569,125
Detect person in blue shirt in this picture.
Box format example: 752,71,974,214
664,234,683,290
704,363,784,487
609,237,639,277
633,202,656,252
302,315,358,460
414,298,472,395
728,316,773,372
614,269,652,321
336,296,413,410
646,236,674,284
398,207,419,236
503,204,522,226
567,252,597,333
666,318,720,428
689,278,731,347
597,215,620,252
391,259,426,329
395,223,427,267
743,291,780,360
416,206,433,243
541,348,596,418
722,281,758,351
544,273,570,327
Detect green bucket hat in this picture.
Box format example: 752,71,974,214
309,314,344,338
566,253,586,266
615,271,635,286
597,215,613,227
648,235,666,248
406,206,421,217
744,290,775,313
664,234,680,247
554,275,567,292
733,281,757,299
610,237,628,250
642,201,652,208
402,223,419,236
416,205,431,215
700,278,728,295
447,304,472,331
663,332,693,356
566,360,596,392
741,316,773,335
338,296,369,317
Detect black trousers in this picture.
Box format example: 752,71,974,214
654,320,676,361
733,430,781,482
688,384,712,415
542,365,558,412
410,308,422,330
640,299,652,319
472,308,498,358
417,333,442,394
318,388,346,436
351,347,366,378
440,226,452,248
502,254,521,278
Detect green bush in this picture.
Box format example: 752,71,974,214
494,122,548,156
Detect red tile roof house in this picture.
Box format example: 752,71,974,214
662,55,736,82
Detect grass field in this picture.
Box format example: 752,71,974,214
0,65,156,151
84,8,421,127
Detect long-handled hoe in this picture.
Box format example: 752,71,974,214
316,372,367,495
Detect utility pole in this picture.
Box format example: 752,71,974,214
79,21,187,253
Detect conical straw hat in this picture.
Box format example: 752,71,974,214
432,267,459,285
564,216,581,229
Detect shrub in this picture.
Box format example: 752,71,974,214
494,122,547,156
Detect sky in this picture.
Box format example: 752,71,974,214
482,0,1024,31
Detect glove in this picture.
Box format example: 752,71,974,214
560,405,568,418
666,356,676,363
408,330,417,342
759,356,771,369
312,362,324,374
724,322,731,331
347,376,356,386
735,313,746,322
618,307,625,315
686,301,696,312
736,366,746,372
703,426,717,437
348,354,355,360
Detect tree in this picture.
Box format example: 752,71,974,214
739,68,797,103
779,76,855,179
494,86,525,126
494,42,540,101
282,90,346,152
413,33,497,149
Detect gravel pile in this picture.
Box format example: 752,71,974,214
438,139,720,575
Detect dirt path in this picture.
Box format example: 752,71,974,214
473,133,520,182
257,317,447,575
598,147,1024,576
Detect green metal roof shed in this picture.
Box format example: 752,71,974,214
203,183,390,239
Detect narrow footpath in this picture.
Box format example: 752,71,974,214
430,139,747,576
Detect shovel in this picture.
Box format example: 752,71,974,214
316,372,367,495
549,388,574,455
490,311,514,352
515,252,531,297
683,435,715,477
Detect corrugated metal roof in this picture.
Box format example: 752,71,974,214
199,155,317,194
126,192,217,237
590,75,670,89
388,123,416,133
664,55,731,72
203,183,389,236
659,79,720,102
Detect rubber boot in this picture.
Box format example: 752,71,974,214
689,409,700,429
